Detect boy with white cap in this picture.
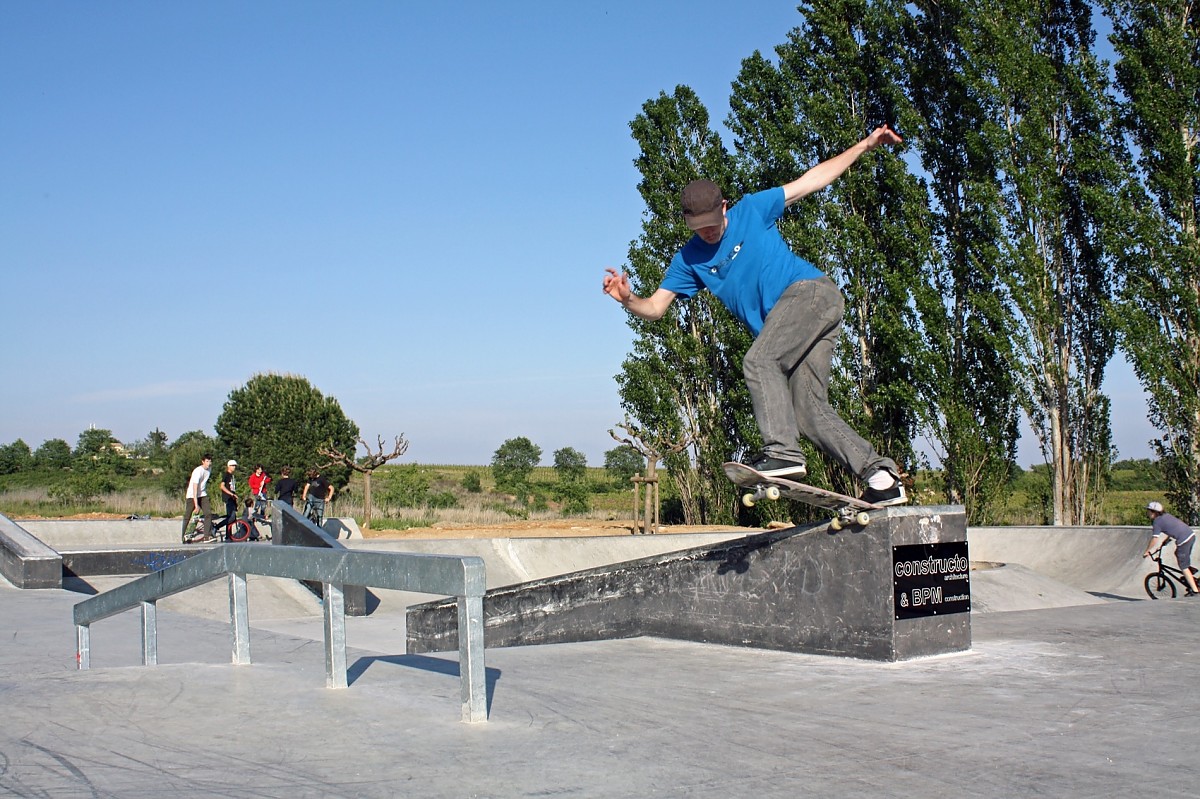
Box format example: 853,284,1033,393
1143,501,1199,595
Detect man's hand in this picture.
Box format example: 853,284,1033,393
603,267,631,304
783,124,905,205
604,268,676,321
865,124,903,150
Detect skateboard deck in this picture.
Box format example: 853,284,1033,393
722,462,881,529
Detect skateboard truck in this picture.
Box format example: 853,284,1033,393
740,483,782,507
829,507,873,531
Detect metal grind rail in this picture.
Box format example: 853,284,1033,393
73,544,489,723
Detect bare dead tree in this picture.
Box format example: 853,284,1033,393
318,434,410,530
609,418,690,534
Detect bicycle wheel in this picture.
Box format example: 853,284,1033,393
1144,572,1177,599
229,519,252,542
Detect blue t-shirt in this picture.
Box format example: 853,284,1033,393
661,186,824,335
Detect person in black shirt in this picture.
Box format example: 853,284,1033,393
274,466,298,507
301,468,334,526
212,460,239,535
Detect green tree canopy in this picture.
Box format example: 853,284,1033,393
377,464,432,509
552,447,588,484
71,426,134,475
1105,0,1200,521
74,427,118,458
33,439,72,470
214,373,360,492
162,430,219,497
0,439,34,475
905,0,1022,521
491,437,543,494
604,444,644,484
129,428,170,463
621,85,748,524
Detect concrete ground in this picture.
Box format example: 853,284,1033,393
2,523,1198,797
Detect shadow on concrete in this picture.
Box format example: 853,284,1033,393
1089,591,1142,602
61,575,100,595
347,653,502,714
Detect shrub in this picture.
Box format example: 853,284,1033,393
49,471,116,505
427,491,459,509
378,464,432,509
556,480,591,515
461,470,483,493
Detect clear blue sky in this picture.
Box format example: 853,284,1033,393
0,1,1156,468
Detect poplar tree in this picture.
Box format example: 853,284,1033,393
982,0,1124,524
1104,0,1200,521
621,2,929,519
619,87,750,523
731,0,929,496
905,0,1022,522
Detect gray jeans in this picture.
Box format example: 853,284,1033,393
743,278,896,479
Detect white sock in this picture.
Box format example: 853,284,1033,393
867,469,895,490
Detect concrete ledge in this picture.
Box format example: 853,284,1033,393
407,505,970,661
60,547,205,578
344,532,746,589
17,518,185,548
275,503,369,615
0,512,62,589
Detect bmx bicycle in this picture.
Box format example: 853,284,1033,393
1143,547,1199,599
231,509,271,543
302,497,326,528
182,511,208,542
184,508,269,544
183,510,216,544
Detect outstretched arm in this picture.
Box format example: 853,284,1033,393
603,267,677,321
782,124,903,206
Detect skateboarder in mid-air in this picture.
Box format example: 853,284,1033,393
603,124,907,507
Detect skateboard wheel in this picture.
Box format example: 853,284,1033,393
765,486,781,501
830,517,843,531
855,511,871,526
742,493,756,508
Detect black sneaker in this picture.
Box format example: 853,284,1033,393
860,476,908,507
746,455,807,479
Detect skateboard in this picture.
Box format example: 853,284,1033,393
722,462,881,530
